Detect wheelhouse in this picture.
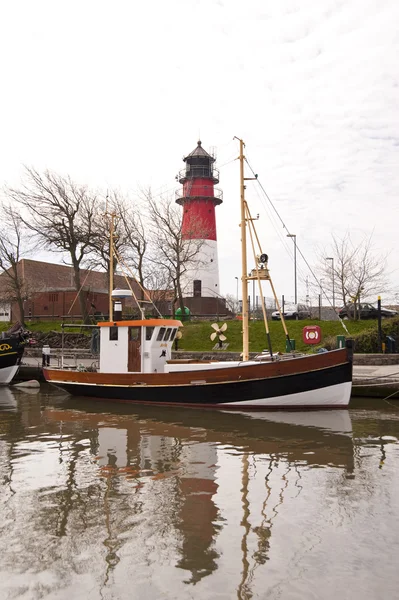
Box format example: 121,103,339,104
97,319,183,374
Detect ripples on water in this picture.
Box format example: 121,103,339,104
0,386,399,599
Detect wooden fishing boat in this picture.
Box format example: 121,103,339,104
0,323,30,385
43,139,353,408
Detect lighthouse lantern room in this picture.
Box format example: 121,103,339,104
175,141,223,301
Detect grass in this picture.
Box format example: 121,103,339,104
0,317,381,353
176,318,376,353
0,320,87,335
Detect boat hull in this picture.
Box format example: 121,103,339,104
43,349,353,409
0,337,24,385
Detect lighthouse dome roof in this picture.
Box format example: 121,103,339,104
184,140,215,162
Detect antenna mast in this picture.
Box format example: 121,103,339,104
109,213,115,321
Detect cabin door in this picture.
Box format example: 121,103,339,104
128,327,141,372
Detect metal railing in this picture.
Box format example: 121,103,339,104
175,187,223,204
178,167,220,183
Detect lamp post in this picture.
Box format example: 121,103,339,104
319,278,324,320
326,257,335,310
286,234,297,304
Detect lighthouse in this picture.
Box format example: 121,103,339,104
175,141,223,300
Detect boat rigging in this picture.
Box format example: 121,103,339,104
42,139,354,409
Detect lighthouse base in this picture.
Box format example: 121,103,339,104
180,239,220,298
182,296,232,318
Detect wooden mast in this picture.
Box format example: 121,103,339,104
236,137,249,361
109,213,115,322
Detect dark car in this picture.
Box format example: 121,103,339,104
338,303,397,320
271,303,311,320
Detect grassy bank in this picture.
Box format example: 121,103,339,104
0,318,390,354
0,321,86,335
176,319,375,353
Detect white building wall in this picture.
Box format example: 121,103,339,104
0,303,11,322
180,239,220,298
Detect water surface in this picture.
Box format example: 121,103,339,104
1,386,398,599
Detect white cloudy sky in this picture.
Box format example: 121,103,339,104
1,0,398,304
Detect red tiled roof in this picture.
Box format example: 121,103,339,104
1,258,142,296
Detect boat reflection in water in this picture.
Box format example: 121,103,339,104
45,398,354,588
0,389,356,598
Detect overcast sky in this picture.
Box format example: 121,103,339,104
1,0,398,305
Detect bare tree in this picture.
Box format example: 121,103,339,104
146,193,209,315
0,203,32,325
83,191,128,290
84,190,152,308
113,192,150,297
225,293,238,314
6,167,99,323
320,232,389,319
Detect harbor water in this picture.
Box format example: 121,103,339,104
1,386,398,599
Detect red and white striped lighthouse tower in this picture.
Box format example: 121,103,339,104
176,141,223,298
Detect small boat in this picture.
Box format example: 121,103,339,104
43,139,353,408
0,322,31,385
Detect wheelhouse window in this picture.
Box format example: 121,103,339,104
163,328,173,342
129,327,140,341
169,329,177,341
109,327,118,341
156,327,166,341
146,327,155,341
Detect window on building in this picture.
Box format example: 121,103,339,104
193,280,202,297
109,327,118,341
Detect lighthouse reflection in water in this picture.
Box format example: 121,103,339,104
1,389,399,600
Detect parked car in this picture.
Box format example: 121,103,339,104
271,303,311,320
338,303,398,320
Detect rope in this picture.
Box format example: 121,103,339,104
354,382,399,387
244,154,351,336
383,393,399,407
354,370,399,382
67,269,91,315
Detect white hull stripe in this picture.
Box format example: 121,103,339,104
0,364,20,385
220,382,352,407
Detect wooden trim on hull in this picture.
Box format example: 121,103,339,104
46,361,352,407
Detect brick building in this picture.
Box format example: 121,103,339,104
0,259,143,322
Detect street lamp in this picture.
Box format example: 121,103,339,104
286,234,297,303
319,278,324,320
326,257,335,310
235,276,239,302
